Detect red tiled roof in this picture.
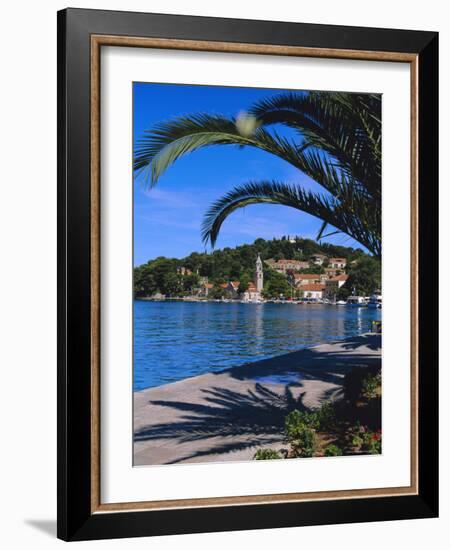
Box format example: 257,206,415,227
294,273,320,279
301,284,326,291
330,257,346,262
329,274,349,281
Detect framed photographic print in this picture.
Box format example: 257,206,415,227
57,8,438,541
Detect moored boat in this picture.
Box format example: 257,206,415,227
368,294,382,309
346,296,368,307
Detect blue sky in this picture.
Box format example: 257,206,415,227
133,82,363,266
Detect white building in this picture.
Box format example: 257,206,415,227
242,255,264,301
325,274,349,298
265,258,309,274
311,254,328,266
329,257,347,269
289,273,321,287
300,283,326,300
255,254,263,293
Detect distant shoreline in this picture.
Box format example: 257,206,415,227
135,297,346,305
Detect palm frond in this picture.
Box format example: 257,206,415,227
134,114,303,186
134,91,382,255
134,113,368,205
249,92,381,200
201,180,380,256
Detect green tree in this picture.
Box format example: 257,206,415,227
134,92,381,256
133,237,373,300
134,264,157,297
183,273,199,292
209,284,226,299
237,274,251,295
263,269,291,298
163,272,182,296
299,265,325,274
340,256,381,297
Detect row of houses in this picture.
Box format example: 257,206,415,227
296,274,348,300
198,271,348,301
265,255,347,274
180,254,350,301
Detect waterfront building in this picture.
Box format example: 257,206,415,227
198,282,213,297
300,283,326,300
243,282,261,301
289,272,322,287
325,274,349,298
255,254,263,292
242,255,264,301
225,281,240,298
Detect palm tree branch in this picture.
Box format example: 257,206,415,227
201,180,380,256
134,114,303,185
249,92,381,198
134,114,373,208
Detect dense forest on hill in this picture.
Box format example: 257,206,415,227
134,236,378,298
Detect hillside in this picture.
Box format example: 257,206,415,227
134,236,374,298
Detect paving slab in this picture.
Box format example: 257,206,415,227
134,334,381,465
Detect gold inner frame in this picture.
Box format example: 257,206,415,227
90,35,419,514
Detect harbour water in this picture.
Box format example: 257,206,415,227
134,300,381,390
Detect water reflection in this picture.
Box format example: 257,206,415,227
134,301,381,390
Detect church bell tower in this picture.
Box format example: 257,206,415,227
255,254,263,293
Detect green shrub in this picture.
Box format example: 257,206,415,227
362,373,381,400
315,401,336,430
285,409,314,429
351,434,364,448
324,444,343,457
285,402,336,432
343,366,381,403
285,411,317,457
347,426,381,454
253,448,282,460
362,430,382,454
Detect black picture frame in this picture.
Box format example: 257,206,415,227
57,7,438,541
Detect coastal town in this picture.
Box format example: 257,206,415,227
135,237,381,307
195,254,359,304
132,87,383,465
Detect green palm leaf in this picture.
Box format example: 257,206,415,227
249,91,381,200
134,91,382,256
134,113,369,203
201,180,380,256
134,114,303,185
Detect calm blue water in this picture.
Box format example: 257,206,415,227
134,301,381,390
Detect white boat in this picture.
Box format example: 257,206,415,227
346,296,367,307
368,294,382,309
336,300,347,306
